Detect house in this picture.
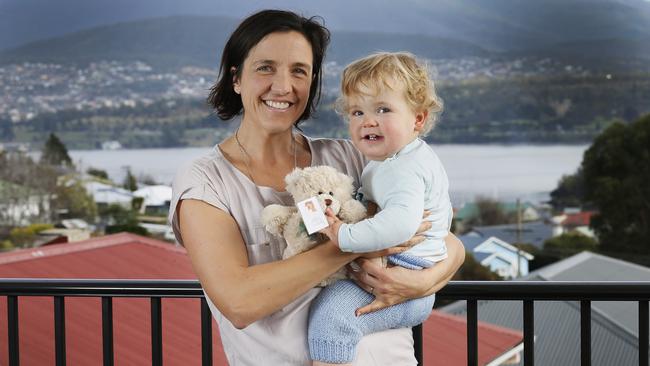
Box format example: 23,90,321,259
0,233,523,365
442,251,650,365
0,179,51,226
133,185,172,216
459,234,534,278
423,311,523,365
38,228,91,243
84,181,134,209
465,221,555,249
0,233,228,365
59,218,93,231
551,210,596,238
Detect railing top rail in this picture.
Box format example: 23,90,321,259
1,279,650,300
439,280,650,300
0,278,204,298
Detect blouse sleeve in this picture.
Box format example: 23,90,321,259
168,159,229,246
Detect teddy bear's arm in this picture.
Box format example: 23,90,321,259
261,204,296,236
338,199,368,223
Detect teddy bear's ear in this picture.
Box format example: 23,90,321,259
284,168,304,192
342,173,354,187
338,173,355,195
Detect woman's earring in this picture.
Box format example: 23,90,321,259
231,67,240,94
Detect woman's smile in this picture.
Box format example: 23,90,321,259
263,99,294,111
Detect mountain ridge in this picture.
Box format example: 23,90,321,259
3,0,650,51
0,15,493,70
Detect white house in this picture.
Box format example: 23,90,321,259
0,180,51,226
133,185,172,215
551,210,596,238
459,234,535,278
84,181,134,209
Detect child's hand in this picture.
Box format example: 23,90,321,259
319,208,342,248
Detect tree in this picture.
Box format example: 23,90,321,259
581,113,650,259
87,167,109,180
122,168,138,191
41,133,73,167
53,177,98,221
543,232,598,259
465,196,516,227
100,204,149,236
550,169,585,211
8,223,54,248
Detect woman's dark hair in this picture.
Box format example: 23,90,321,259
207,10,330,125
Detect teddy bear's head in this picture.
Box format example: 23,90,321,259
285,166,356,215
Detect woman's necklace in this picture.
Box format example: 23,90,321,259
234,127,297,185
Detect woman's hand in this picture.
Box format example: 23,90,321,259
349,261,425,316
350,233,465,316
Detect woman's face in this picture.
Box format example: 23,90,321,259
234,31,313,132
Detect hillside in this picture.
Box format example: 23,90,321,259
5,73,649,149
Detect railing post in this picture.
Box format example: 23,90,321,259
200,298,213,366
581,300,591,366
467,300,478,366
523,300,534,366
54,296,66,366
640,300,648,366
151,297,162,366
413,324,423,365
102,297,114,366
8,295,19,366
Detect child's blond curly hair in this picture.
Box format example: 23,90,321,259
337,52,443,136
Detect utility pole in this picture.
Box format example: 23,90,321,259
516,198,523,278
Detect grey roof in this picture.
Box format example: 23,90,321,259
442,251,650,365
469,221,554,249
457,234,485,252
473,251,492,262
529,251,650,336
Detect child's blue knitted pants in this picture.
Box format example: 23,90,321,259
308,278,435,363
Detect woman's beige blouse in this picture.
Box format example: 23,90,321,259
169,136,416,365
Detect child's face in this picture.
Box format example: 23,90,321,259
346,83,427,161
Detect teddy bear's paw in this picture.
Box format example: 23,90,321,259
261,205,293,235
339,199,368,223
282,247,298,260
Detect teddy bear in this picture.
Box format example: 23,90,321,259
260,165,367,285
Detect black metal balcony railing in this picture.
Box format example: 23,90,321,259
1,279,649,366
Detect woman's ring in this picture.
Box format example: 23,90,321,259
370,286,374,295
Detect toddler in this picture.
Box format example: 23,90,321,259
309,52,453,365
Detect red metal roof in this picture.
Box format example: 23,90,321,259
561,211,595,227
0,233,522,365
0,233,228,366
423,311,523,365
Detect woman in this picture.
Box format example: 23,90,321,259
169,9,464,365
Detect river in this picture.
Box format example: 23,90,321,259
68,144,588,206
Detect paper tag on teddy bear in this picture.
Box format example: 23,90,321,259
297,197,329,234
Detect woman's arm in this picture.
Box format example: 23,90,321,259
179,199,352,329
178,199,406,329
350,233,465,315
